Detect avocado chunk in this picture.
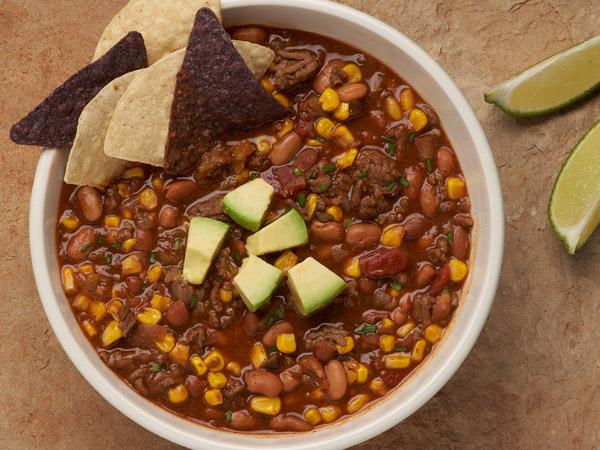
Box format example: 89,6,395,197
182,217,229,284
287,257,347,316
222,178,274,231
246,209,308,255
233,255,283,312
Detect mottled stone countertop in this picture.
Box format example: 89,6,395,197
2,1,599,448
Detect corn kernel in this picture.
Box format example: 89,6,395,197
72,294,90,312
122,237,136,252
424,324,443,344
356,363,369,383
409,108,428,131
156,334,175,352
82,320,97,337
137,307,162,324
274,250,298,275
260,77,275,93
168,384,188,404
236,168,250,184
411,338,427,363
449,258,468,282
257,139,271,153
397,321,416,338
151,175,164,191
206,372,227,389
307,139,323,146
220,288,233,303
101,320,122,347
269,61,276,72
381,224,406,247
332,125,354,148
336,336,355,355
343,258,361,278
170,343,190,363
368,378,388,396
191,356,208,376
326,206,343,222
88,301,107,322
336,147,358,169
204,350,225,372
276,333,296,354
384,353,411,369
319,88,341,111
273,93,290,107
379,335,395,353
447,177,466,200
62,267,76,294
121,254,143,275
389,287,401,297
381,318,395,332
147,265,162,284
121,209,133,220
385,96,402,120
305,193,318,220
250,396,281,416
77,264,94,275
316,117,335,139
117,182,130,198
122,167,144,179
343,63,362,83
140,187,158,211
205,389,223,406
347,393,370,414
304,407,322,426
226,362,241,377
61,217,79,230
399,89,415,111
320,405,341,423
107,299,123,320
333,101,350,120
310,388,324,401
277,118,294,138
104,215,120,228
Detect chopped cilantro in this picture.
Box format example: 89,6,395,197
318,184,329,191
382,135,395,143
293,167,302,177
274,307,284,319
267,316,275,327
322,164,336,173
345,219,354,229
388,143,396,156
80,241,92,252
386,181,395,192
427,157,433,173
408,131,416,143
358,171,368,179
298,192,306,207
190,296,198,308
391,282,403,290
306,170,314,180
446,231,454,243
399,176,409,187
97,234,104,245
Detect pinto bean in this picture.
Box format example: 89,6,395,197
416,263,436,287
134,229,153,251
244,369,284,397
325,359,347,401
451,225,469,261
158,205,179,228
310,220,344,242
345,223,381,250
299,355,326,380
270,415,313,432
262,321,293,347
420,183,438,217
402,213,426,240
336,83,368,102
230,410,261,431
164,180,197,203
243,312,259,336
314,340,336,362
166,300,189,328
231,26,266,45
391,295,412,325
270,132,302,165
280,365,303,392
313,59,345,93
77,186,103,222
359,248,408,278
416,232,435,250
437,147,456,177
405,168,424,200
66,227,95,260
431,292,452,323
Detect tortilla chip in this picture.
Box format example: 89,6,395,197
64,70,142,188
93,0,221,65
10,31,147,150
104,41,275,167
165,8,290,173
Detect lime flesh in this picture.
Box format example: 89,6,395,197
548,120,600,254
485,34,600,116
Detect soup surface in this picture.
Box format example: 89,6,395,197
56,27,472,432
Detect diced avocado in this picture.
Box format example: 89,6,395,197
182,217,229,284
287,257,347,316
222,178,274,231
246,209,308,255
233,255,283,312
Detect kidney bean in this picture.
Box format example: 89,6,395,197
313,59,345,94
358,277,378,295
336,83,368,102
166,300,189,328
77,186,103,222
66,227,95,260
243,312,259,336
292,148,318,172
310,220,344,242
345,223,381,250
416,232,435,250
402,214,426,240
431,292,452,323
135,323,166,343
416,263,436,286
299,355,326,381
391,295,412,324
270,415,313,432
230,410,261,431
428,265,450,296
420,183,438,217
270,132,302,165
244,369,284,397
325,359,347,401
164,180,197,203
314,340,336,362
126,276,144,294
158,205,179,228
359,248,408,278
280,365,303,392
437,147,456,177
134,229,153,251
262,321,293,347
231,26,266,45
451,225,469,261
405,167,424,200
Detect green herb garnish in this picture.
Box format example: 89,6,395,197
235,248,240,261
142,281,147,291
105,254,112,264
274,307,284,319
377,278,383,286
386,181,396,192
382,135,395,143
250,173,259,180
391,282,403,290
356,324,377,335
267,316,275,327
151,363,168,372
446,231,454,243
358,171,368,179
388,143,396,156
322,164,335,173
365,325,377,332
442,287,451,294
110,243,121,248
226,410,232,422
427,157,433,173
298,192,306,207
173,239,181,251
408,131,416,143
80,241,92,252
399,176,409,187
97,235,104,245
394,348,408,352
290,155,298,163
149,251,156,264
285,205,291,212
318,184,328,191
306,170,314,180
190,296,198,308
345,219,354,229
315,136,325,143
266,346,277,355
293,167,302,177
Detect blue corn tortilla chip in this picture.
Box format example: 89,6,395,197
165,8,290,174
10,31,147,149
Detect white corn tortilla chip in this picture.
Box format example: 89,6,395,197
64,70,142,187
104,41,274,167
92,0,221,65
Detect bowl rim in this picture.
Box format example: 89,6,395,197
29,0,504,448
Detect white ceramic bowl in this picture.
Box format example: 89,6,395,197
29,0,504,448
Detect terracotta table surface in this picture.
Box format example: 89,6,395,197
2,0,600,448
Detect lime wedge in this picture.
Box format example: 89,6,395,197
548,120,600,254
484,34,600,116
